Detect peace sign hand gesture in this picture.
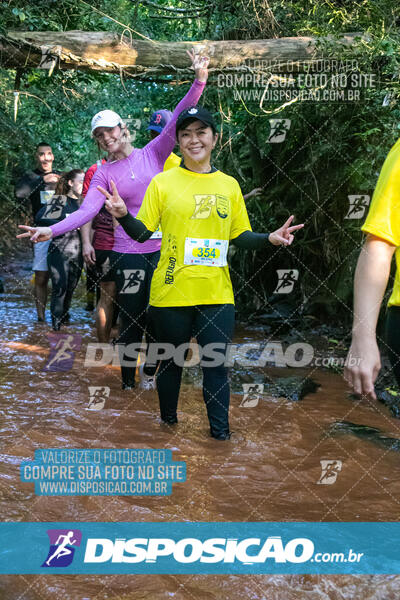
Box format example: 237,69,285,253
17,225,53,243
187,47,210,83
97,180,128,219
269,215,304,246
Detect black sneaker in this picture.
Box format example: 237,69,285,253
122,383,135,390
211,431,231,441
161,416,178,425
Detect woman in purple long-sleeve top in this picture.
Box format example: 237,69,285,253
18,50,209,390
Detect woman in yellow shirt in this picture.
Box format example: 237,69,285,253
98,106,304,440
345,139,400,399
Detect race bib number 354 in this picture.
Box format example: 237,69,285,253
184,238,228,267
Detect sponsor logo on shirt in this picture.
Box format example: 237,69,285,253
190,194,216,219
190,194,230,220
165,257,176,284
216,195,229,219
165,234,178,284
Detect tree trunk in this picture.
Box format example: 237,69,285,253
1,31,367,75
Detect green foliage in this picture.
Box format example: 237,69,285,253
1,0,400,320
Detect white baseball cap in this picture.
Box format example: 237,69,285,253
91,110,123,134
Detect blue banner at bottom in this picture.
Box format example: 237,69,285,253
0,522,397,574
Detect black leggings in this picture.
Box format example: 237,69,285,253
47,246,83,327
148,304,235,439
111,250,160,387
86,263,99,304
385,306,400,386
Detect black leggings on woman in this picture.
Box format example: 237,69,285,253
111,250,160,387
47,244,83,329
148,303,235,439
385,306,400,386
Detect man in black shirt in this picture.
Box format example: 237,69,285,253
15,142,61,321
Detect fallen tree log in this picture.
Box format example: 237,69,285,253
0,30,368,76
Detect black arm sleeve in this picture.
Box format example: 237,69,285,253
231,230,270,250
116,212,154,243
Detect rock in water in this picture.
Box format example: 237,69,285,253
329,420,400,452
376,389,400,418
270,376,321,402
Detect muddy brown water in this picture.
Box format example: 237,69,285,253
1,255,400,599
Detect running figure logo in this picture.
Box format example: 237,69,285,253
268,119,291,143
274,269,299,294
121,269,145,294
88,386,110,410
42,195,65,220
123,118,141,143
42,529,82,567
190,194,216,219
345,195,370,219
240,383,264,408
38,45,61,76
44,333,82,372
317,460,343,485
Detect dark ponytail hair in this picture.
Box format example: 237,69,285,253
55,169,84,195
